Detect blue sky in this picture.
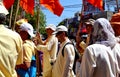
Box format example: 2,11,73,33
41,0,82,26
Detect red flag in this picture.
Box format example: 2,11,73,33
20,0,34,15
40,0,64,16
3,0,14,9
86,0,103,11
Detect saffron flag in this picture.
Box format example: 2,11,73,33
40,0,64,16
86,0,103,11
20,0,34,15
3,0,14,9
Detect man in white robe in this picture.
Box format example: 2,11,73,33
78,18,118,77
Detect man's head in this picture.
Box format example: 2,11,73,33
19,22,35,40
0,2,9,24
55,25,68,42
89,18,116,47
110,12,120,36
84,19,95,33
45,24,56,36
45,24,56,31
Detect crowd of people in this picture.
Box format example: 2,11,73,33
0,2,120,77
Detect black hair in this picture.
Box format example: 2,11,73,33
0,13,6,24
65,31,68,37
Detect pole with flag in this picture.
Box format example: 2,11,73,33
76,0,84,48
35,0,41,76
36,0,40,32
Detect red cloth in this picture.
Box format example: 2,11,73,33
3,0,14,9
40,0,64,16
111,12,120,24
86,0,103,11
20,0,34,15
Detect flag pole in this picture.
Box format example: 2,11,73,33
36,1,40,32
77,0,84,36
9,5,13,28
36,0,41,76
12,0,20,30
76,0,84,49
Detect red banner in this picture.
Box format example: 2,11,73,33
3,0,14,9
86,0,103,11
83,0,102,15
40,0,64,16
20,0,34,15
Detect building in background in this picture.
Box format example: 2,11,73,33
58,0,120,41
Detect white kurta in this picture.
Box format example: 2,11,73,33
37,35,58,77
78,44,116,77
52,39,75,77
112,43,120,75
